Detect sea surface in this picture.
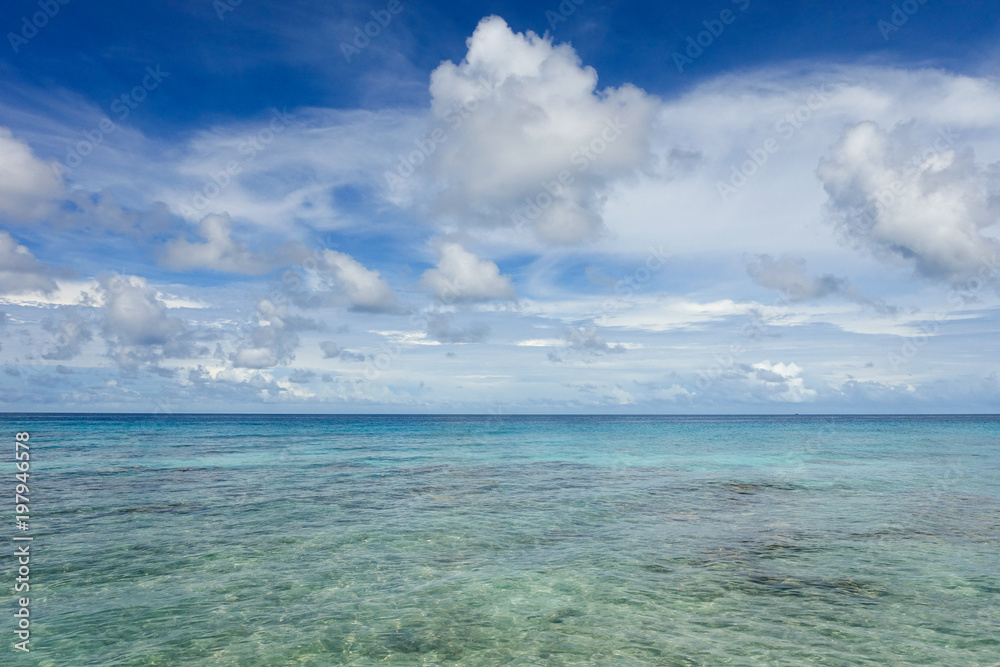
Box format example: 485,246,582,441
2,414,998,666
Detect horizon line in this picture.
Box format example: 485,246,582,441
2,412,997,417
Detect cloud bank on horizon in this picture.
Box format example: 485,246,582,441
1,1,999,412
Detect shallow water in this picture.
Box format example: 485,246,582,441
4,414,999,665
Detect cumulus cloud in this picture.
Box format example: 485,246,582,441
286,249,397,312
747,254,896,315
231,298,324,369
0,232,59,295
751,361,816,403
420,242,516,302
100,275,192,373
605,386,635,405
160,214,286,274
0,128,62,221
320,250,397,312
414,16,656,243
817,121,1000,284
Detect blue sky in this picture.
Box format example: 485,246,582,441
1,0,999,412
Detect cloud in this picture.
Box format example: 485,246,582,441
54,191,176,238
747,254,896,315
548,326,626,361
425,313,491,343
817,121,1000,284
319,340,366,362
231,298,319,369
0,232,59,295
286,249,397,313
751,361,816,403
419,242,516,302
160,213,286,274
655,384,692,402
605,386,635,405
0,127,62,221
288,369,316,384
41,313,93,360
320,250,397,312
100,275,192,373
319,340,342,358
417,16,656,243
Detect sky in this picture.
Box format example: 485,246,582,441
1,0,999,413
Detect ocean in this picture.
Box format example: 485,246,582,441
3,414,998,665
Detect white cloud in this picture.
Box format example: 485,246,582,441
655,384,692,402
606,386,635,405
160,213,284,274
0,128,62,221
752,360,817,403
231,298,323,369
319,250,397,312
418,16,656,243
818,121,1000,283
420,242,516,302
5,53,1000,411
163,108,420,230
598,67,1000,264
103,276,183,347
280,249,398,313
0,232,59,295
100,275,192,372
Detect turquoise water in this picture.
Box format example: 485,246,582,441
3,414,998,665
